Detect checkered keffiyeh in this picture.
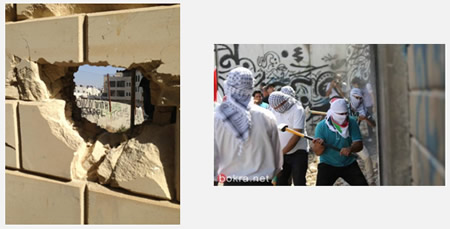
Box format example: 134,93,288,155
269,91,295,113
216,67,254,153
281,86,296,98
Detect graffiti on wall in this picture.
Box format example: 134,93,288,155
346,44,374,82
76,97,144,131
216,44,351,110
76,98,127,118
215,44,376,132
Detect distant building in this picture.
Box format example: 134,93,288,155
103,69,145,106
74,85,102,99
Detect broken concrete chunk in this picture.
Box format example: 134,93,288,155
95,123,175,200
16,4,161,20
129,62,180,106
15,57,50,101
111,138,170,199
5,4,16,22
83,132,127,181
5,86,20,100
97,142,125,184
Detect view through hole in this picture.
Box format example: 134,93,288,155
73,64,150,133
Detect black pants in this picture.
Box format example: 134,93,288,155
277,149,308,186
316,161,368,186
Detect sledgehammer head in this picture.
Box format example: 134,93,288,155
277,123,289,132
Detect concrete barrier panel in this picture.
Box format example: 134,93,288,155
19,100,84,180
409,91,445,164
87,5,180,75
5,100,20,168
6,14,84,63
6,170,85,224
410,138,444,185
87,183,180,224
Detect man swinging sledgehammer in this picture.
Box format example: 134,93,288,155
311,98,368,186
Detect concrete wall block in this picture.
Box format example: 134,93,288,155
409,91,445,164
5,100,20,168
87,5,180,75
406,44,418,90
6,14,84,63
5,4,16,22
87,183,180,224
175,105,180,202
5,170,85,224
19,101,84,180
15,4,159,20
376,44,412,185
426,44,445,89
406,44,444,90
153,106,174,125
410,138,445,185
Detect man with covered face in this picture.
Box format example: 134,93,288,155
269,91,309,185
349,88,376,184
311,98,368,185
214,67,282,186
350,88,376,128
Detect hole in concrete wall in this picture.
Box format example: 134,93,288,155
10,57,178,200
73,64,152,133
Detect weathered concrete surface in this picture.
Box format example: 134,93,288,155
407,44,445,90
87,182,179,224
410,138,445,185
14,56,50,101
19,100,86,180
5,100,20,168
87,5,180,75
376,45,411,185
409,91,445,164
39,63,78,99
175,106,180,201
96,140,126,184
406,44,445,185
6,170,85,224
83,131,127,182
130,62,180,107
15,4,165,20
96,123,175,200
153,106,175,125
6,14,84,63
5,4,16,22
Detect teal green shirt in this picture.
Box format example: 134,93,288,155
314,117,362,167
259,102,270,109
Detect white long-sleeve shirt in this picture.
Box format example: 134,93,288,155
214,104,282,182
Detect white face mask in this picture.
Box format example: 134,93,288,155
332,113,347,125
351,97,361,109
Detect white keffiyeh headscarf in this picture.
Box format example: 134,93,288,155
216,67,254,154
350,88,366,116
281,86,296,98
281,85,304,107
326,98,350,138
269,91,295,113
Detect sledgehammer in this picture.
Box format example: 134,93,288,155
304,106,327,116
278,123,359,156
278,124,359,157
